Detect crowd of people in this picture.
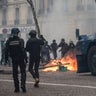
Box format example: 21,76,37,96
0,27,76,93
40,38,75,63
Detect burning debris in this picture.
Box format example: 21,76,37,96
42,50,77,72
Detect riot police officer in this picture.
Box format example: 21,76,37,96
5,28,27,93
26,30,44,88
50,40,58,59
58,38,69,57
69,41,75,49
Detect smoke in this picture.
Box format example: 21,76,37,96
41,0,77,44
40,0,96,45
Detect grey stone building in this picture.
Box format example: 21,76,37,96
0,0,96,59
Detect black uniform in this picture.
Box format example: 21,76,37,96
69,41,75,49
58,39,69,57
41,41,51,63
50,40,58,59
5,28,27,93
26,30,44,87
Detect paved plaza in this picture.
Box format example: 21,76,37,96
0,65,96,96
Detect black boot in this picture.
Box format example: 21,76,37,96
34,79,39,88
21,85,26,93
14,88,20,93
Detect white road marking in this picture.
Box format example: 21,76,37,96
0,79,96,89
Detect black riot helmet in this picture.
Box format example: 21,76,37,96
53,39,56,43
29,30,37,37
61,38,65,42
11,28,20,35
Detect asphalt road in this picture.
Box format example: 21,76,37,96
0,66,96,96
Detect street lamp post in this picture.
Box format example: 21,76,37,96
27,0,40,37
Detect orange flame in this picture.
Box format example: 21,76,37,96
42,50,77,72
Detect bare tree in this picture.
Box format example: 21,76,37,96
27,0,40,37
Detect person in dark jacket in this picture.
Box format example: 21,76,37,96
41,41,51,63
26,30,44,88
0,44,5,65
58,38,69,57
69,41,75,50
5,28,27,93
50,40,58,59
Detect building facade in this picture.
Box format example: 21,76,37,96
0,0,54,60
41,0,96,44
0,0,96,59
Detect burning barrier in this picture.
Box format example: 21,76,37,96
42,50,77,72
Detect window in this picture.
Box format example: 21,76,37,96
47,0,53,12
63,0,68,12
38,0,45,14
76,0,84,11
2,8,7,26
14,7,19,25
27,6,32,24
87,0,95,11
